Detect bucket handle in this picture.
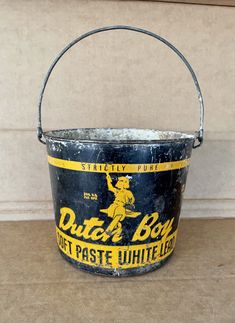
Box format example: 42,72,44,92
37,25,204,148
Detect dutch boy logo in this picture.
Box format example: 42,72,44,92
58,172,174,244
100,173,141,230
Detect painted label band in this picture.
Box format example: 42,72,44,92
56,226,177,269
48,156,190,173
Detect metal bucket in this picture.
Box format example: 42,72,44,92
37,26,204,276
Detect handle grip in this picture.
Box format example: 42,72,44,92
37,25,204,148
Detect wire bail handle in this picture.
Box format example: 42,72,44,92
37,25,204,148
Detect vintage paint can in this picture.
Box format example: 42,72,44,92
37,26,204,276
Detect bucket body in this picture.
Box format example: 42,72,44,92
45,128,194,276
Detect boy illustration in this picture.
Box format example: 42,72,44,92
100,173,141,222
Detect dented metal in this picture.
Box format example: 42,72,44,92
46,133,193,276
37,26,204,276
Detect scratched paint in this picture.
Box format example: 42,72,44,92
37,26,204,276
44,128,194,276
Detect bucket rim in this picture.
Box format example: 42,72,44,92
43,128,195,145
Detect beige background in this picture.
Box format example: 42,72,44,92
0,0,234,220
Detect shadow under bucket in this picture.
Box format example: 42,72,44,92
37,26,204,276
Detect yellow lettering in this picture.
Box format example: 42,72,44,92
151,222,163,238
132,212,159,242
160,218,174,241
59,207,174,244
82,218,104,239
91,227,104,241
59,207,76,230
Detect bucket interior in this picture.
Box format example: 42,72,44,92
44,128,195,143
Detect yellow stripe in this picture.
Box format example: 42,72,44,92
48,156,190,173
56,226,177,269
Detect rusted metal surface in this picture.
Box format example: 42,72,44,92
37,26,204,276
45,129,193,276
